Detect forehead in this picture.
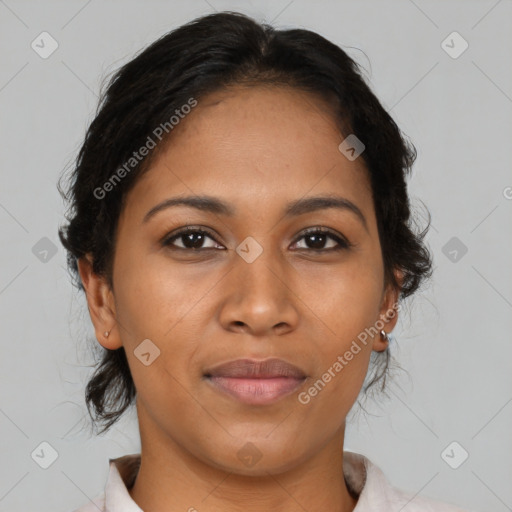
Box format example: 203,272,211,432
125,85,373,219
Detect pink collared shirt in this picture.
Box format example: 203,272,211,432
71,451,470,511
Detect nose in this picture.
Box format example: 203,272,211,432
218,245,300,337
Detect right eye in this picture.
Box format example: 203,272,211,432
161,227,224,251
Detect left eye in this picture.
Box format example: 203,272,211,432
291,229,350,251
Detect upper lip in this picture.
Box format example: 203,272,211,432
204,358,306,379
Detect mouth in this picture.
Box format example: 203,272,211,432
203,358,307,405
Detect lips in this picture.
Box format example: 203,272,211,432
204,358,307,405
204,358,306,379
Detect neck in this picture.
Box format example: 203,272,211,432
128,412,358,512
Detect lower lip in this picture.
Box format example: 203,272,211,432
206,376,306,405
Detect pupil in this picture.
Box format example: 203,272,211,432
179,233,329,250
185,233,204,248
308,234,325,249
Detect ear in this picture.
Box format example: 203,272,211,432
77,254,122,350
372,268,403,352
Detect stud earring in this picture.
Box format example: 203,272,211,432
380,329,388,342
104,330,111,338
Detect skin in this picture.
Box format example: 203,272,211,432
78,85,402,512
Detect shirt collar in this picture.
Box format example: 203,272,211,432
105,454,142,512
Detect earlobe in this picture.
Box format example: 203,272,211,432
373,268,403,352
372,329,390,352
77,255,122,350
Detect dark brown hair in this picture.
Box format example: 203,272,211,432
58,11,432,435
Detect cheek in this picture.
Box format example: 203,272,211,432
297,249,383,338
294,252,383,394
112,254,213,384
113,251,207,338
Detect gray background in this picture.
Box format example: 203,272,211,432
1,1,511,511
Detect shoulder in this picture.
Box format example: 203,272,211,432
344,452,472,512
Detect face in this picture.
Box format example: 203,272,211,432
79,85,401,475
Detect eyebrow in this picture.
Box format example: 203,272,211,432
142,194,368,231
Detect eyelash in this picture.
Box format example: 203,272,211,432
161,226,352,253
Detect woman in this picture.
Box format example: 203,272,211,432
59,11,469,512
